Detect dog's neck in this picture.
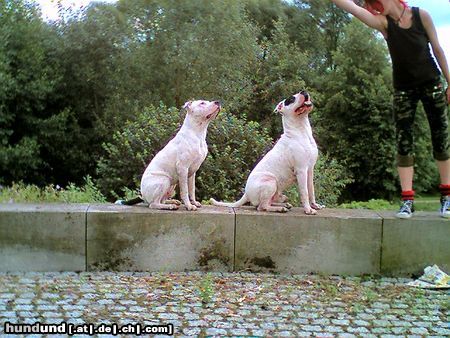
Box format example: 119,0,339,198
281,115,312,138
179,114,209,140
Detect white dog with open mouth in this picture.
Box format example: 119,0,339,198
211,91,323,214
133,100,221,210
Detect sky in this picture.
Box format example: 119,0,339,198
35,0,450,60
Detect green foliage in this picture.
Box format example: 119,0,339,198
0,0,441,203
284,152,353,207
0,0,61,184
112,0,258,111
96,103,181,198
339,199,396,210
317,19,396,201
0,176,106,203
292,0,351,72
197,273,215,305
46,2,129,184
339,195,442,212
198,112,273,202
412,195,442,212
246,21,309,137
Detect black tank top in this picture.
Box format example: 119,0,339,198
386,7,440,90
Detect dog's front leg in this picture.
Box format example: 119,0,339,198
188,174,201,208
177,166,197,211
307,167,324,210
297,170,316,215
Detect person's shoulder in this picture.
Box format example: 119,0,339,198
416,7,435,27
416,7,432,21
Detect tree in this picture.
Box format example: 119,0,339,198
245,21,310,137
292,0,350,72
0,0,61,184
109,0,259,112
317,19,396,200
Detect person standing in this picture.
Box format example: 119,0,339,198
331,0,450,218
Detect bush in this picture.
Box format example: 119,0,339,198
96,103,181,199
0,176,106,203
283,152,354,207
197,112,273,202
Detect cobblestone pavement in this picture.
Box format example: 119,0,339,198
0,272,449,337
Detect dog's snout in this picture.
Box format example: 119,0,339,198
214,101,221,106
299,90,313,108
300,90,310,102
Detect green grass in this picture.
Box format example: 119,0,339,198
197,273,215,305
0,176,107,203
339,199,397,211
414,195,442,212
339,195,442,212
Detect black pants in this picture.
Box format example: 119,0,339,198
393,79,449,167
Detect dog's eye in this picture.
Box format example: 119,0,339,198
284,96,296,106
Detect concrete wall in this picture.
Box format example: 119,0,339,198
0,204,449,276
235,207,382,275
379,211,450,276
86,204,234,272
0,204,87,271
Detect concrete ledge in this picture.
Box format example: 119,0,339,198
235,207,382,275
86,204,234,272
379,211,450,276
0,203,87,272
0,203,449,276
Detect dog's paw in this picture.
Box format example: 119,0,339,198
285,203,293,209
279,207,289,213
165,199,182,205
191,200,202,208
311,202,325,210
185,204,198,211
304,208,317,215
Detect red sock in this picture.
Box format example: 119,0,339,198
439,184,450,197
401,190,415,201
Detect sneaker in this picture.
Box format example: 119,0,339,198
396,199,414,219
440,195,450,218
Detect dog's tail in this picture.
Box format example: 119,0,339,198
210,194,249,208
114,196,144,206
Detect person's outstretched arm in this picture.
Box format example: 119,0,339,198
331,0,387,35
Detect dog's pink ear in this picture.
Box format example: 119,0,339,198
274,102,283,114
182,101,192,110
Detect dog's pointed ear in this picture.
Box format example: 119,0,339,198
182,101,192,111
273,102,284,114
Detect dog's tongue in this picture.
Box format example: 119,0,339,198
296,101,312,113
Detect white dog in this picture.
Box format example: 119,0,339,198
136,100,220,210
211,91,323,214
